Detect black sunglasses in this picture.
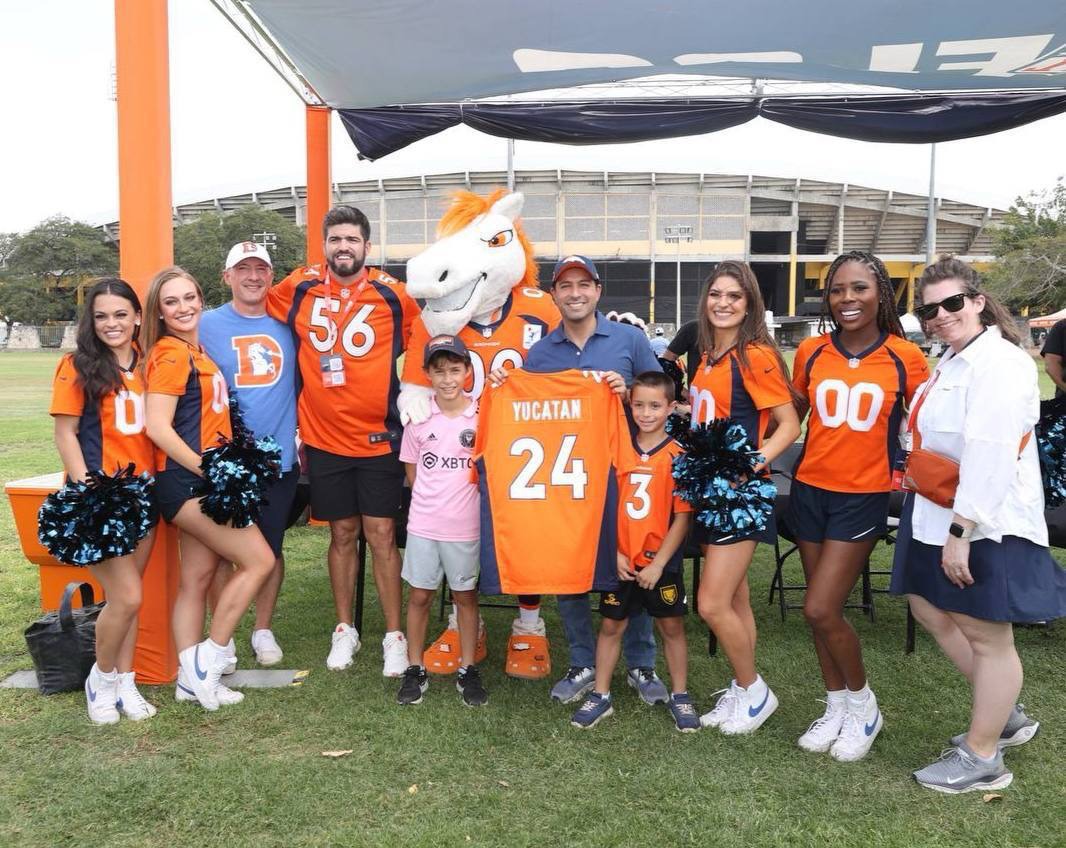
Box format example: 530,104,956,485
916,293,968,322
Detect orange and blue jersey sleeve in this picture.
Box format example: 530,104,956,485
401,317,432,388
145,339,192,396
901,340,931,402
791,338,816,397
742,344,794,409
265,269,300,324
49,355,84,417
399,285,421,354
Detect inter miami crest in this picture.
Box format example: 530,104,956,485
459,429,475,448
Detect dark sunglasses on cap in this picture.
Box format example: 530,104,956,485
915,292,969,322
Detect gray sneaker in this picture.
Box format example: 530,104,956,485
550,666,596,703
913,744,1013,794
949,704,1040,751
626,667,669,706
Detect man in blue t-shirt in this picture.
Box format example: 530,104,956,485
201,242,299,669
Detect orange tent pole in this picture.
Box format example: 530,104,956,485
305,105,332,267
114,0,178,684
115,0,173,292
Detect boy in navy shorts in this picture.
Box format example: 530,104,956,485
396,335,487,707
571,372,699,732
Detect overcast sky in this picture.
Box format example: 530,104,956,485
1,0,1064,234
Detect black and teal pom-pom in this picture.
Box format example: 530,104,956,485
657,356,686,400
195,396,282,527
38,464,156,566
1037,397,1066,508
668,414,777,534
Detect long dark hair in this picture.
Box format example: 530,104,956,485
918,256,1021,346
819,250,904,337
73,278,142,402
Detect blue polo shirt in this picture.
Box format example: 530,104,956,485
524,312,662,383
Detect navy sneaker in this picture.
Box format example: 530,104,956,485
668,692,701,733
550,666,595,703
626,667,669,706
570,692,614,729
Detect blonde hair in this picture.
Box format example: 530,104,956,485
139,266,204,354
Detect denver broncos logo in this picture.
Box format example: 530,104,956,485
232,335,283,388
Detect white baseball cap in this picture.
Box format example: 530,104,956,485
225,241,273,270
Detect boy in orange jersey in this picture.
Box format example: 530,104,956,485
570,371,699,732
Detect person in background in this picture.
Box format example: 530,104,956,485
649,327,670,356
1039,317,1066,398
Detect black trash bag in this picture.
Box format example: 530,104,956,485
24,582,103,695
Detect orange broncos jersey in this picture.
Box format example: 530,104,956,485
267,265,419,457
793,332,929,493
49,353,155,476
617,429,692,573
474,369,626,595
144,336,231,472
688,342,794,447
402,286,560,399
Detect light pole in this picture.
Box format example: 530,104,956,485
663,224,694,329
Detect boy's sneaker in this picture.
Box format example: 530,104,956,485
457,665,489,707
177,640,226,711
550,666,596,704
397,665,429,705
115,671,157,720
830,693,882,762
176,668,243,706
668,693,701,733
798,699,847,753
913,744,1013,794
85,663,120,725
383,631,409,678
222,638,237,675
950,704,1040,751
626,667,670,706
251,629,283,666
570,692,614,729
719,680,778,736
326,623,361,671
700,684,739,729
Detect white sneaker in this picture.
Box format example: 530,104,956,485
798,698,846,753
251,629,284,666
382,631,408,678
222,638,237,675
85,663,120,725
700,684,739,729
116,671,157,720
176,667,244,706
830,692,883,762
326,623,361,671
177,640,226,711
720,679,779,736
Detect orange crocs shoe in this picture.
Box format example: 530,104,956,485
423,619,487,675
505,626,551,680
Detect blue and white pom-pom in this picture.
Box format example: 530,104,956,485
195,396,282,528
667,413,777,535
38,463,156,566
1037,398,1066,508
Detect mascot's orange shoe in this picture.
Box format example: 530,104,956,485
423,615,487,674
505,618,551,680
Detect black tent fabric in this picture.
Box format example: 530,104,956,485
339,91,1066,161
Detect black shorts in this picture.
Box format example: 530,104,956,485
599,570,687,620
305,445,404,521
257,468,299,558
154,467,202,523
787,479,889,543
694,515,777,547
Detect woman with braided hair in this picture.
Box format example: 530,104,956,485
787,251,929,761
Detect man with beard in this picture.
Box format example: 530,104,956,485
267,206,420,677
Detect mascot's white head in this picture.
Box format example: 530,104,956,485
406,189,537,336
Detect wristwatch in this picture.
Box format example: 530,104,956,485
948,522,974,540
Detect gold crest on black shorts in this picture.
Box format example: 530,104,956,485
659,585,678,605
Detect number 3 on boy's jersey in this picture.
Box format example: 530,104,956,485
508,435,588,500
624,472,653,520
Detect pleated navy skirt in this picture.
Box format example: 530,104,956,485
890,494,1066,623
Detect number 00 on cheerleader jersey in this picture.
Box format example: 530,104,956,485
474,369,626,595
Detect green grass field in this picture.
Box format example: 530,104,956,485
0,350,1063,848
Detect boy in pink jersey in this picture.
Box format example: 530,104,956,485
396,335,487,707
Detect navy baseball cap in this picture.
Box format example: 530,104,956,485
552,255,600,285
423,334,472,367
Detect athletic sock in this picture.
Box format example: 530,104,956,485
846,683,872,709
741,675,768,700
518,603,540,626
826,688,847,707
206,638,228,654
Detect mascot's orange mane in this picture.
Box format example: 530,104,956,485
437,188,539,289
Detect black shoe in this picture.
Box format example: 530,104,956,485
457,665,489,707
397,665,428,705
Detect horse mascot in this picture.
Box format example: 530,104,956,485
397,189,560,679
